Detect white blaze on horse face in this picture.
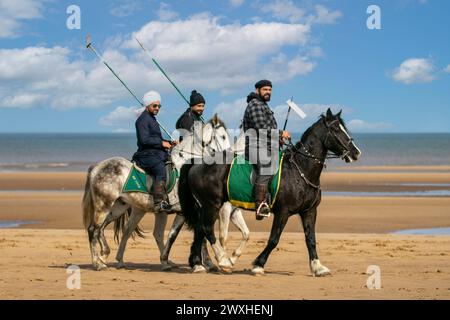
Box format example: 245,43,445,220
339,123,362,157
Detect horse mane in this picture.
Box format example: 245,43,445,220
295,111,349,149
207,115,227,130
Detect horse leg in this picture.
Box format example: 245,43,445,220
218,202,232,252
228,208,250,266
252,211,289,275
201,238,219,272
203,218,233,273
87,223,102,270
301,208,330,277
98,200,130,264
160,214,185,271
115,208,146,269
189,226,207,273
153,212,167,258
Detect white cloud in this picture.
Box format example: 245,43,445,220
99,106,143,127
125,15,313,93
1,15,320,109
261,1,342,25
261,0,305,23
444,65,450,73
110,0,142,18
347,119,392,132
157,2,179,21
230,0,245,7
311,5,342,24
0,0,44,38
391,58,436,84
213,98,247,129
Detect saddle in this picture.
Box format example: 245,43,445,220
122,162,179,194
227,152,284,210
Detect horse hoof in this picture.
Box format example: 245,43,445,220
192,265,207,273
206,265,220,273
313,268,331,277
96,263,108,271
252,266,265,276
168,260,179,268
220,267,233,274
116,262,125,269
161,263,172,271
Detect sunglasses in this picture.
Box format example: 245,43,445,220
150,104,162,108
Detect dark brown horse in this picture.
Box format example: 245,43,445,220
179,109,361,275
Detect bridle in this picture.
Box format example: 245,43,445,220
175,122,227,159
286,118,354,191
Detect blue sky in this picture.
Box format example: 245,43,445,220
0,0,449,133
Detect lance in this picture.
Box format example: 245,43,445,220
135,37,205,123
86,35,174,141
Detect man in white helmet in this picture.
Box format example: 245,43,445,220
132,90,174,213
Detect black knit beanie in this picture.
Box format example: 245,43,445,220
255,79,272,89
190,90,205,106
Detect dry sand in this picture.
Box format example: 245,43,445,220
0,169,449,299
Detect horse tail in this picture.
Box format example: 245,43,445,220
82,165,95,230
113,207,146,244
178,163,199,230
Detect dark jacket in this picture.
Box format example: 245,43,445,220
242,92,280,157
175,108,202,140
132,110,168,168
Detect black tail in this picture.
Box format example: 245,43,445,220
178,163,200,231
113,207,146,244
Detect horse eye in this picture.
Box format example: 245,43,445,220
222,135,226,140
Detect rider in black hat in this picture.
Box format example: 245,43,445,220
242,80,290,220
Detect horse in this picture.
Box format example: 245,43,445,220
159,132,250,273
82,115,232,271
178,109,362,275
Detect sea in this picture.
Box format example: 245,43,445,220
0,133,449,172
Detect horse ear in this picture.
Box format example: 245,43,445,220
212,113,219,126
326,108,333,120
337,109,342,118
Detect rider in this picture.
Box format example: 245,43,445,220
242,80,290,220
132,90,175,213
175,90,205,141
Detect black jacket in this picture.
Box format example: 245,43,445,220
175,108,202,140
132,110,168,167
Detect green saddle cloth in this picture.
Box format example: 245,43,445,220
122,163,179,194
227,152,284,210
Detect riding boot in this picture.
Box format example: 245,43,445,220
254,183,271,220
152,181,172,213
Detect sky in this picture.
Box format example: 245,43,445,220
0,0,449,134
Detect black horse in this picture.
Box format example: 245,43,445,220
179,109,361,276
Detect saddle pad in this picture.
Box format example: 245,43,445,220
122,163,179,194
227,153,284,210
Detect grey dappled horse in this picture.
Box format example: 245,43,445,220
82,116,233,270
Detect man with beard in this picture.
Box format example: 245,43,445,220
242,80,290,220
175,90,205,141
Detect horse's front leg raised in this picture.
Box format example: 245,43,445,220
252,210,289,275
301,208,330,277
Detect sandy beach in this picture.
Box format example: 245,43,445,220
0,168,449,299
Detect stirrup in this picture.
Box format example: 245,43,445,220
256,201,271,218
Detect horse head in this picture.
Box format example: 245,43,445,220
320,108,362,163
